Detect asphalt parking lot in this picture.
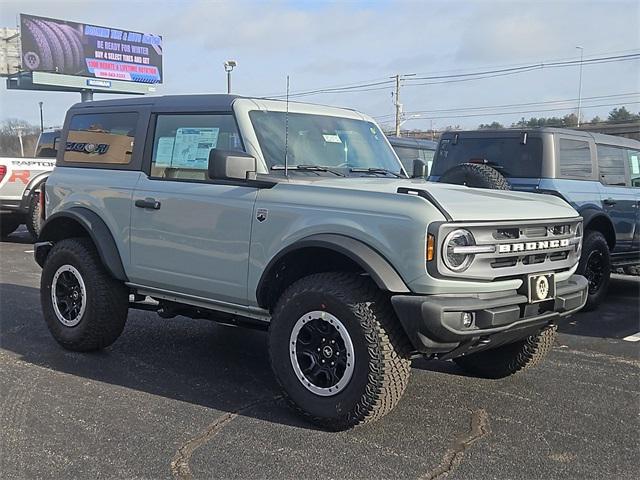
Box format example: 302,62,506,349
1,226,638,480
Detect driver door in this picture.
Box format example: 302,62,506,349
129,112,255,305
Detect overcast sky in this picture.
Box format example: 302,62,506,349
0,0,638,130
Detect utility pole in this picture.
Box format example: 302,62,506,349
392,73,415,137
576,46,584,127
393,74,401,137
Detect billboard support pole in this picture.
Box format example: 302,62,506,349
80,90,93,102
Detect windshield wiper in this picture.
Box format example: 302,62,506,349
349,167,404,178
271,164,345,176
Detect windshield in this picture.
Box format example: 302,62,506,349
249,111,403,175
432,136,543,178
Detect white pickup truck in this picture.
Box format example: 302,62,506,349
0,131,59,239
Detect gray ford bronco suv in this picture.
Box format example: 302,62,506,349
35,95,588,429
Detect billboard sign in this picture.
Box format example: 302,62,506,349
19,14,162,84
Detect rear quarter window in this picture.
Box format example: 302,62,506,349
558,139,592,179
596,144,627,186
64,112,138,165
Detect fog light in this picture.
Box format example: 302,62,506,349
461,312,474,327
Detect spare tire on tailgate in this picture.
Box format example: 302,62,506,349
439,163,511,190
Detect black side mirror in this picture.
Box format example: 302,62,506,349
411,159,426,178
208,149,257,181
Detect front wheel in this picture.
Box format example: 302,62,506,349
453,326,557,378
41,237,129,351
269,272,411,430
576,230,611,311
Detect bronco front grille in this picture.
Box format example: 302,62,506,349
435,218,582,280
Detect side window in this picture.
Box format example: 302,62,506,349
64,113,138,164
392,146,421,172
596,144,627,186
558,139,592,179
420,148,435,175
150,114,243,180
628,149,640,187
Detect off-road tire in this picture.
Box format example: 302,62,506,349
26,192,42,240
41,237,129,352
22,19,54,70
576,230,611,311
453,325,557,378
0,214,22,239
269,272,412,430
32,19,65,72
60,25,84,73
43,21,75,72
439,163,511,190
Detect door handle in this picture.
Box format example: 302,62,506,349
603,198,616,207
135,198,161,210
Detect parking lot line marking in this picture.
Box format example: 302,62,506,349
24,250,34,253
622,332,640,342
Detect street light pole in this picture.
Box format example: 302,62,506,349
224,60,237,94
38,101,44,133
576,46,584,127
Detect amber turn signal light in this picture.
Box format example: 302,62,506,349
426,234,435,262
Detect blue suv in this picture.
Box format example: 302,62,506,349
431,127,640,310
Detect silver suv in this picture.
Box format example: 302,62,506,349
35,95,588,429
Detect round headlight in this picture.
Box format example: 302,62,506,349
443,229,475,272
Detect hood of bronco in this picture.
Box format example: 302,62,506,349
295,177,578,222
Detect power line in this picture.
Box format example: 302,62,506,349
406,53,640,82
265,51,640,99
388,101,640,122
373,92,640,119
404,47,640,78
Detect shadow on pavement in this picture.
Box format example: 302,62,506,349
2,226,34,245
0,282,316,431
558,275,640,339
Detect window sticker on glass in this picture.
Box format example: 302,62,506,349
322,134,342,143
155,137,175,166
631,155,639,174
171,127,220,169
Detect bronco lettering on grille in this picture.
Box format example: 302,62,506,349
498,238,570,253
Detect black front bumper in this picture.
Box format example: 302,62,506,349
391,274,588,357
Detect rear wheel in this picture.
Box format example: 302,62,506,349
269,272,411,430
26,192,42,240
0,214,23,239
453,326,557,378
576,230,611,311
41,237,129,351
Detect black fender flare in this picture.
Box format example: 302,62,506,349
37,207,128,281
256,233,410,306
19,171,50,211
577,207,616,250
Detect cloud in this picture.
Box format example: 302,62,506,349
0,0,638,129
455,0,640,64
